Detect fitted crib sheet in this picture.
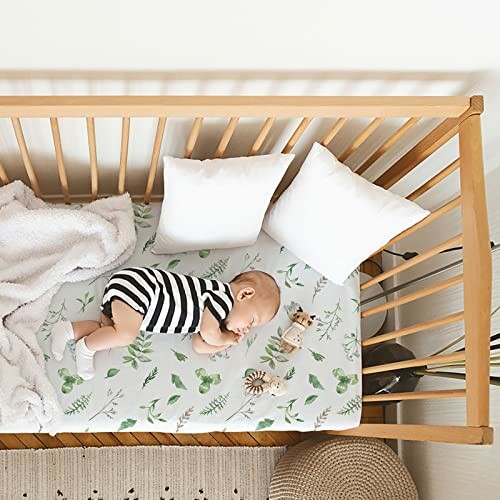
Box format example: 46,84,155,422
15,203,361,433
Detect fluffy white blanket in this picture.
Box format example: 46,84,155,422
0,181,136,433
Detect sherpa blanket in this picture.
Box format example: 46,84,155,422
0,181,136,433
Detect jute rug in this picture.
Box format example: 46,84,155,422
0,445,286,500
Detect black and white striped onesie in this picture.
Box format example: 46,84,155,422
100,267,234,334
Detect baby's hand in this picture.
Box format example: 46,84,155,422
226,331,243,345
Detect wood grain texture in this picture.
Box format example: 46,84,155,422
459,114,492,427
0,96,471,118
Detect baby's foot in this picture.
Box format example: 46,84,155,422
75,338,96,380
51,321,74,361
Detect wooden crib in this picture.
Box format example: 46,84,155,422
0,95,492,447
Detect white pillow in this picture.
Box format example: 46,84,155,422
152,153,294,254
263,142,429,285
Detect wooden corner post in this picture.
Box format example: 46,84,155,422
458,100,492,427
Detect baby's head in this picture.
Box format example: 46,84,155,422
225,271,280,335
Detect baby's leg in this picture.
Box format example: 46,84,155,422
51,320,100,361
74,300,143,380
84,300,143,351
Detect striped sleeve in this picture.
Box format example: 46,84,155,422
204,282,234,325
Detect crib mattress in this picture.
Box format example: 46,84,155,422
16,203,361,434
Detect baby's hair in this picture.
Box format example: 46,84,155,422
231,270,281,319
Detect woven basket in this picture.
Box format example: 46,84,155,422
269,436,418,500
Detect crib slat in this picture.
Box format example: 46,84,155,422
173,434,200,446
320,117,348,146
361,234,462,290
118,117,130,194
11,117,42,197
355,117,420,175
50,117,70,204
56,433,84,447
363,389,466,403
282,117,312,154
144,116,167,204
338,117,384,162
0,160,9,185
112,432,142,446
363,352,465,375
248,117,275,155
184,117,203,158
407,158,460,201
35,433,66,448
191,433,221,446
374,117,458,189
369,196,461,257
214,117,239,158
132,432,162,445
361,274,463,319
362,311,464,347
85,117,98,200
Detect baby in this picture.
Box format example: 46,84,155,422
51,267,281,380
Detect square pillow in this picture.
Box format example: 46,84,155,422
262,142,429,285
152,153,294,254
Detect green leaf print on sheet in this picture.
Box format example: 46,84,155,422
171,373,187,390
171,349,188,362
343,330,361,361
64,393,92,416
139,399,167,423
284,367,296,380
167,259,181,270
122,331,153,369
89,388,124,421
308,373,325,390
332,368,359,394
105,368,120,379
338,395,362,416
134,203,154,228
201,257,230,279
259,326,289,370
142,367,158,388
351,298,361,313
200,393,230,416
277,399,304,424
118,418,137,431
75,291,95,313
195,368,221,394
40,300,68,340
57,368,84,394
312,276,328,302
304,394,318,406
309,349,325,362
167,394,181,405
199,249,211,258
243,368,257,378
276,263,304,288
256,418,274,431
313,406,331,430
316,299,342,341
176,406,194,432
142,233,156,253
242,252,262,272
226,393,259,422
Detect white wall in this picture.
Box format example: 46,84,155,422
1,2,500,497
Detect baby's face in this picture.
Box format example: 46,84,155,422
224,298,274,336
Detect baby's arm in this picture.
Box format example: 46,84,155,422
192,333,236,354
198,308,237,346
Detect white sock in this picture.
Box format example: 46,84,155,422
51,321,74,361
75,338,96,380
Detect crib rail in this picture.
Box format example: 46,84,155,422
0,95,492,445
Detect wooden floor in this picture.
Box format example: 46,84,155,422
0,406,383,449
